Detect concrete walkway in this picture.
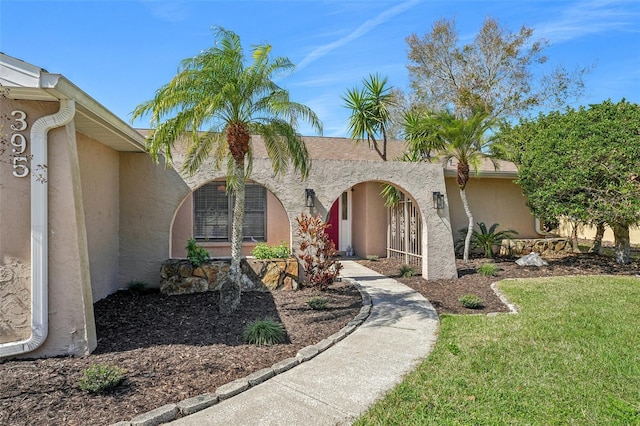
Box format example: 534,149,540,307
169,261,439,426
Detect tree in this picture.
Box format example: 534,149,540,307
131,27,322,312
497,100,640,264
343,74,395,161
406,109,497,262
405,17,587,121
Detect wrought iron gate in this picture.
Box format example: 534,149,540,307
387,192,422,266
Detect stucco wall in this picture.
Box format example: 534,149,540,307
557,220,640,245
351,182,388,258
118,153,192,288
175,157,457,280
77,133,120,301
0,99,97,359
0,100,42,344
446,176,539,241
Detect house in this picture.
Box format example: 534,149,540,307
2,52,627,360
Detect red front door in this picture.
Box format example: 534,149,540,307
326,199,339,249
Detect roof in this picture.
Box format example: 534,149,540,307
136,130,518,179
0,52,146,152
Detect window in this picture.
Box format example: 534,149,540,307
193,182,266,241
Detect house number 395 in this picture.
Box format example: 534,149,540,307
10,110,29,178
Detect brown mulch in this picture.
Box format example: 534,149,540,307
0,282,361,426
1,252,638,426
358,252,639,315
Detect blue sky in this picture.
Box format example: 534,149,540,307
1,0,639,137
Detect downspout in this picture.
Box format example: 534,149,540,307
0,99,76,358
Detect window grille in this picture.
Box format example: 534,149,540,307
193,182,266,241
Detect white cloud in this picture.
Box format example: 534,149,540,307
534,0,639,43
295,0,421,72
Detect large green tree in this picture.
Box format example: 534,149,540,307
343,73,395,161
496,100,640,263
405,17,588,121
406,109,497,262
132,27,322,312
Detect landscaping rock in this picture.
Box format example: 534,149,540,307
516,252,549,267
130,403,178,426
215,378,249,400
177,393,218,416
272,357,300,374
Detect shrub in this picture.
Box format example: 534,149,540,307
186,238,210,267
366,255,379,261
251,242,290,259
455,222,518,258
459,294,484,309
307,296,328,310
399,264,415,278
243,318,286,346
126,280,148,292
295,213,343,290
476,263,499,277
78,364,126,393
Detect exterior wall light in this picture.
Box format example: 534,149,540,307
432,191,445,210
305,188,315,208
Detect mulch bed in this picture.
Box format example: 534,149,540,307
1,251,638,425
0,282,361,426
359,252,639,315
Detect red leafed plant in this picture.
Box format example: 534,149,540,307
295,212,343,290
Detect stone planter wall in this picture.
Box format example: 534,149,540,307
160,257,300,295
500,238,574,257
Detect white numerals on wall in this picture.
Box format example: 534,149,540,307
10,110,29,178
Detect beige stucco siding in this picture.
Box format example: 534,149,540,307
352,182,388,258
118,153,192,288
557,220,640,245
77,133,120,301
446,176,538,241
0,100,49,344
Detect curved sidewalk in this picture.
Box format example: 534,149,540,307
170,260,439,425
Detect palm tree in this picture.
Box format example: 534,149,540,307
131,27,322,313
343,74,394,161
406,110,496,262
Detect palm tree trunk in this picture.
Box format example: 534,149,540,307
612,223,631,264
460,188,473,262
219,160,244,314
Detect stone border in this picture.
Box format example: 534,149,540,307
489,280,519,315
110,278,371,426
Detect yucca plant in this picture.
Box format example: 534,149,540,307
243,318,286,346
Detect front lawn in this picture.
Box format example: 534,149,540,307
356,275,640,425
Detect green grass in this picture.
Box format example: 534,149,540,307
356,276,640,425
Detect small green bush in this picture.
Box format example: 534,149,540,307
251,242,290,259
126,280,148,292
399,264,415,278
307,296,328,310
243,318,286,346
78,364,126,393
459,294,484,309
186,238,210,267
476,263,499,277
366,255,379,261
